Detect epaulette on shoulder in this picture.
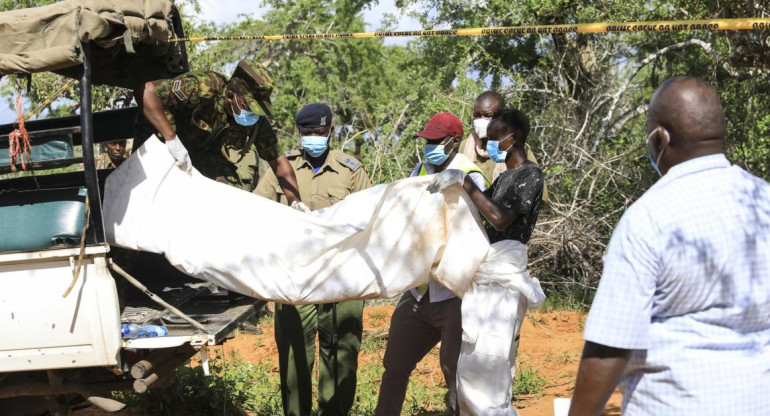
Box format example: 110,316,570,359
335,153,361,171
185,70,219,82
285,149,302,158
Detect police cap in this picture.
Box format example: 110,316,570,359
295,103,333,128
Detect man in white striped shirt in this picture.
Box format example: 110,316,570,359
569,76,770,415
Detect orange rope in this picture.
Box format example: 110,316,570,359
8,91,31,171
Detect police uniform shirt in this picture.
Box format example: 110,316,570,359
254,148,372,210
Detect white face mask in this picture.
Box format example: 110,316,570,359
473,118,491,139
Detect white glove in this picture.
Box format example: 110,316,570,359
290,201,312,214
165,136,190,171
426,169,466,194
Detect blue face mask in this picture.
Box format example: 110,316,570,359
234,110,259,126
231,100,260,126
424,144,451,166
301,135,329,158
486,133,513,163
648,154,661,176
646,129,669,176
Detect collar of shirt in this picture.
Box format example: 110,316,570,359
294,150,341,176
654,154,730,189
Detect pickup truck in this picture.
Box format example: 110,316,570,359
0,1,262,414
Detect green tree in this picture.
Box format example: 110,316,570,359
4,0,769,303
393,0,770,302
195,0,471,182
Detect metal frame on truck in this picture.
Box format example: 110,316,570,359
0,2,263,414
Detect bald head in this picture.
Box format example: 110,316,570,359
647,76,725,144
646,77,725,175
473,91,506,119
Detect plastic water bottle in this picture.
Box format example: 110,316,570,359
121,323,169,339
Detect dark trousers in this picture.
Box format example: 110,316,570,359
275,301,364,416
375,293,462,415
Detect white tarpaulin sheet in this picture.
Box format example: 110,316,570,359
457,240,546,415
104,138,547,415
103,137,491,303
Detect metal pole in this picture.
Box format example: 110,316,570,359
79,42,105,244
109,261,209,332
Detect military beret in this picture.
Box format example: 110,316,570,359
295,103,333,128
230,59,274,117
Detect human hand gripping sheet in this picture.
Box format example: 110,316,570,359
103,136,491,304
165,135,191,172
426,169,466,194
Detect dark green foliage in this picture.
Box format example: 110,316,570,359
3,0,769,304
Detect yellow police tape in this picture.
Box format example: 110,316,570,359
172,18,770,43
25,80,76,120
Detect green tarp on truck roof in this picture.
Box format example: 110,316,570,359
0,0,186,88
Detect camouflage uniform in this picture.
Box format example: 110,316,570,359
255,148,372,416
135,63,278,192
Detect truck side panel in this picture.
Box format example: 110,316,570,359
0,251,121,372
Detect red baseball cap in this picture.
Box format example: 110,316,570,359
415,113,464,140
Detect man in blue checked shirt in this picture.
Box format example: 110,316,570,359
569,76,770,415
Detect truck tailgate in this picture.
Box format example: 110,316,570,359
121,296,260,349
